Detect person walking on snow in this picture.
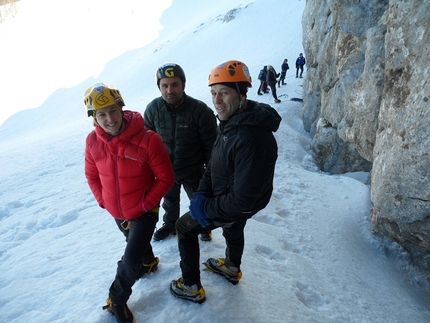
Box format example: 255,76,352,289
278,58,289,87
169,60,281,304
266,65,281,103
84,83,175,323
295,53,306,78
144,63,217,242
257,65,269,95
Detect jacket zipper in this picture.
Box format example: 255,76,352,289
114,145,125,220
171,112,177,165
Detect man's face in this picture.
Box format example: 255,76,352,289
95,105,123,136
210,84,242,121
159,76,184,105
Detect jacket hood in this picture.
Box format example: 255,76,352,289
221,100,281,133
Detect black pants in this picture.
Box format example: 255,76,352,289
175,211,247,286
268,82,278,100
161,173,200,229
109,211,158,304
278,72,286,85
257,81,268,94
296,65,304,77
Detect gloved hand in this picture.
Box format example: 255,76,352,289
189,192,211,228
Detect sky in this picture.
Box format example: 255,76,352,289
1,0,430,322
0,0,171,126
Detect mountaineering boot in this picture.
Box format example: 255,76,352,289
103,298,135,323
274,99,281,103
200,232,212,242
170,278,206,304
153,223,176,241
203,257,242,285
257,92,263,95
143,257,159,273
137,257,159,279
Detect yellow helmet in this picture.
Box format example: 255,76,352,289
208,60,252,88
83,83,125,117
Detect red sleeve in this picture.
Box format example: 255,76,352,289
141,132,174,211
84,134,104,208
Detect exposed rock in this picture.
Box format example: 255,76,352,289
311,118,372,173
302,0,430,277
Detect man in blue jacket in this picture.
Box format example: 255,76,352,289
169,60,281,303
295,53,306,78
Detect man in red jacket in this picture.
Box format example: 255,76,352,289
84,83,174,323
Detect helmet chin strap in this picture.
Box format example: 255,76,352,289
235,82,244,110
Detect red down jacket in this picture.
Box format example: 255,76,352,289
85,110,174,220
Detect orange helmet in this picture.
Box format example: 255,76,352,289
208,60,252,88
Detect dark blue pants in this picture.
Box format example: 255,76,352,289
109,211,158,304
279,71,286,84
175,212,247,286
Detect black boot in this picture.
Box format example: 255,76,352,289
153,223,176,241
103,298,134,323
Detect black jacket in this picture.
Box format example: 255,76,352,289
199,100,281,223
144,94,217,181
266,67,279,84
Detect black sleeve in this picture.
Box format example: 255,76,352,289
143,101,156,131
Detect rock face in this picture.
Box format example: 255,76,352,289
302,0,430,275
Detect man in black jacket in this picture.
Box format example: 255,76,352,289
144,63,217,242
170,60,281,304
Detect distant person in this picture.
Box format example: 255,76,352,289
266,65,281,103
169,60,281,304
257,65,269,95
144,63,217,242
278,59,289,87
84,83,174,323
295,53,306,78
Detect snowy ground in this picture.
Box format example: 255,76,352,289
1,0,430,322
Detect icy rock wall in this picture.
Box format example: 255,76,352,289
302,0,430,273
